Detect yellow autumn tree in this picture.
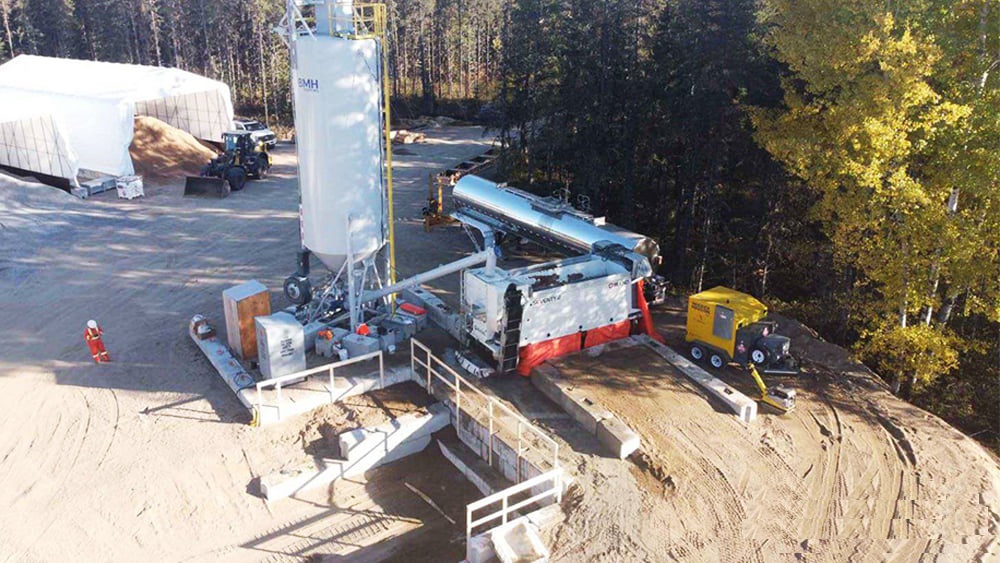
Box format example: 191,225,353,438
750,1,974,396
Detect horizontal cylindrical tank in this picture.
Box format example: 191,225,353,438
292,35,385,272
453,175,660,263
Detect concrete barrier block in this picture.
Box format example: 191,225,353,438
531,367,611,435
467,533,499,563
640,336,758,424
491,518,550,563
262,403,450,501
337,403,450,477
376,434,433,467
597,417,640,459
438,440,494,496
260,461,345,502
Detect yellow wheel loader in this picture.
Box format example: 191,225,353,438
184,131,271,197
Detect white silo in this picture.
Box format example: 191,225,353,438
292,34,385,273
280,1,395,328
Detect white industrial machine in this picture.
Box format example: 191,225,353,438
445,175,664,374
267,1,493,368
256,1,664,378
278,0,392,332
461,255,634,371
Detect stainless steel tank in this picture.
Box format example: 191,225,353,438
452,175,660,263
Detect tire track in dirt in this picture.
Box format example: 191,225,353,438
796,398,844,542
8,388,92,561
96,388,120,470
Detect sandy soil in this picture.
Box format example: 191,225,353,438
297,382,437,460
4,117,998,562
129,116,218,179
536,305,1000,562
0,125,494,562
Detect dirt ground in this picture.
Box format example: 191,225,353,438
0,125,493,562
3,122,999,562
297,382,437,460
536,304,1000,562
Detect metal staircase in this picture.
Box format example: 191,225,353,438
497,284,523,373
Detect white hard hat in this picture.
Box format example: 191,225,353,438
87,320,98,329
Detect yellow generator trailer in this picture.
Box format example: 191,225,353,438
685,286,798,374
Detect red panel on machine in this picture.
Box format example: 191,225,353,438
517,280,665,376
517,332,582,376
400,302,427,316
636,279,665,343
584,320,631,347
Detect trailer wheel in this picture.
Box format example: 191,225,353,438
690,344,706,362
750,348,769,366
709,353,725,369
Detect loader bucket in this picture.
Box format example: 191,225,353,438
184,176,229,198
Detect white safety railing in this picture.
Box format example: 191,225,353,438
410,338,560,476
465,468,563,542
254,350,384,423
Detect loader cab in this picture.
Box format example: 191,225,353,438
222,131,259,154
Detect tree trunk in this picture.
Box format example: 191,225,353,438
901,372,916,400
419,22,434,114
696,213,711,292
0,0,14,57
258,20,269,123
937,292,959,325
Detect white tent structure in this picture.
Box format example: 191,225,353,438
0,100,80,181
0,55,234,181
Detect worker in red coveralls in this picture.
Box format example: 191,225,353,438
84,320,110,363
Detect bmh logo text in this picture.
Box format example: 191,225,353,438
298,78,319,92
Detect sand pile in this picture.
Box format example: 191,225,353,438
129,116,218,179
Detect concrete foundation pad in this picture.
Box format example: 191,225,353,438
338,402,451,477
597,417,640,459
638,336,758,424
260,402,449,501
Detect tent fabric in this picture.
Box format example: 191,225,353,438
0,55,233,178
0,106,79,182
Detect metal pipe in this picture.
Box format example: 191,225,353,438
359,250,490,304
453,175,660,263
